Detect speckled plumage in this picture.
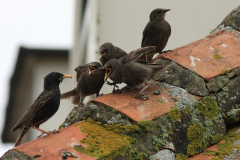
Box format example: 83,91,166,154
11,72,72,146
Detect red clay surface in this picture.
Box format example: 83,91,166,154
92,82,202,122
6,124,96,160
153,29,240,81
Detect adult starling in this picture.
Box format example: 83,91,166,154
61,62,105,107
11,72,73,147
138,8,171,62
97,42,127,65
100,46,169,95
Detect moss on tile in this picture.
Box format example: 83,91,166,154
176,153,188,160
74,118,134,160
211,134,223,144
187,122,204,156
185,106,190,114
168,107,181,122
222,69,229,75
138,120,152,135
157,99,164,103
212,54,222,59
196,97,219,120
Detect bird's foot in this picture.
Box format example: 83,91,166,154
162,50,171,53
78,103,84,108
37,130,60,138
112,88,121,94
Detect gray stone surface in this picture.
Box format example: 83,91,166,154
1,150,34,160
221,6,240,32
206,76,229,92
154,61,209,97
150,149,175,160
214,76,240,123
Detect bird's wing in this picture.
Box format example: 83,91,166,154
121,46,156,64
11,91,52,132
141,22,149,47
142,22,171,52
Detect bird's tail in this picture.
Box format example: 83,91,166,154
14,126,30,147
61,88,80,105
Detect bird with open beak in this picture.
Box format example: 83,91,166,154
97,42,127,66
61,62,105,107
100,46,170,95
137,8,171,62
11,72,73,147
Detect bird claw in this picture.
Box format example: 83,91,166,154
37,130,60,138
162,50,171,53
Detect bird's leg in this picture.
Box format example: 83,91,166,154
162,50,171,53
96,92,99,97
133,81,149,95
106,81,120,93
145,53,149,62
33,127,60,138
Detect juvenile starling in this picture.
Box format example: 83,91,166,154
100,46,169,95
61,62,105,107
138,8,171,62
98,42,127,65
74,64,89,82
11,72,73,147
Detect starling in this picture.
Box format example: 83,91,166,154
100,46,169,95
11,72,73,147
138,8,171,62
97,42,127,65
61,62,105,107
74,64,89,82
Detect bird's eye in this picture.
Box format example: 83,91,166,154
94,66,97,68
104,49,108,52
157,11,162,14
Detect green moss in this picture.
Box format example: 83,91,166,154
168,107,181,122
223,114,227,119
73,118,134,160
211,134,223,145
128,146,147,160
203,136,210,151
157,99,164,103
176,153,188,160
138,120,152,135
169,129,172,134
185,106,190,114
212,54,222,59
222,69,229,75
59,124,64,130
203,150,216,156
187,122,204,156
196,97,219,120
201,128,240,159
126,124,140,133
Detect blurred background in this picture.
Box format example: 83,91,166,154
0,0,239,156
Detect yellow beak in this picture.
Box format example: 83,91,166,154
62,74,73,79
89,66,95,74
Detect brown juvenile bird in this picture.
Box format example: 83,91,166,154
138,8,171,62
100,46,169,95
98,42,127,65
61,62,105,107
11,72,73,147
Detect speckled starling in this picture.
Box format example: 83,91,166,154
11,72,73,147
138,8,171,62
61,62,105,107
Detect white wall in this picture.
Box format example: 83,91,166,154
97,0,240,94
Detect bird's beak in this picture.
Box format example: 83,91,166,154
88,66,96,74
99,67,111,82
62,74,73,79
97,50,105,59
163,9,170,13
